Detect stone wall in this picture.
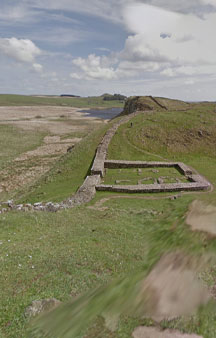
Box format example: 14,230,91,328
0,175,101,214
97,160,210,193
149,95,168,110
96,178,210,194
104,160,193,176
91,111,140,177
0,108,212,214
105,160,177,169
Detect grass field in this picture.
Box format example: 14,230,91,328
0,95,124,108
102,167,189,185
1,98,216,337
0,125,45,171
17,123,111,203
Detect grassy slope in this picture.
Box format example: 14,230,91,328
17,123,111,204
1,101,216,337
0,125,46,173
0,95,124,108
108,105,216,202
0,193,213,338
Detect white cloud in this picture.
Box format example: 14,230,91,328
70,3,216,92
0,37,44,74
120,34,171,63
1,1,216,100
123,4,216,63
32,63,43,72
122,3,216,77
0,37,41,63
72,54,117,80
0,0,214,28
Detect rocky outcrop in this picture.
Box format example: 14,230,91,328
123,96,153,115
122,95,189,115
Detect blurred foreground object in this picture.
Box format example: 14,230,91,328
29,252,211,338
186,200,216,236
133,326,203,338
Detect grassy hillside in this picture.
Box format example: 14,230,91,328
108,104,216,202
17,123,112,203
0,94,124,108
0,125,45,171
1,98,216,337
122,96,190,115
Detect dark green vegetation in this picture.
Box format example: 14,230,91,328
102,93,127,102
0,95,124,108
1,96,216,337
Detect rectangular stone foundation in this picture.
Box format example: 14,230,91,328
104,160,193,176
96,181,210,193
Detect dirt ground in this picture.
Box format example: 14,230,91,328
133,327,203,338
132,252,209,338
186,200,216,236
138,252,210,322
0,106,102,134
0,106,105,199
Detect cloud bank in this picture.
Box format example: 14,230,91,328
0,37,43,72
71,3,216,85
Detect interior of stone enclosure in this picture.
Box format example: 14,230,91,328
102,167,189,186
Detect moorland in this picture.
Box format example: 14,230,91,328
0,94,216,338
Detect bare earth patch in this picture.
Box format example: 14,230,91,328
0,106,103,134
138,252,210,322
0,135,81,196
186,200,216,236
132,326,203,338
15,136,81,161
0,106,105,199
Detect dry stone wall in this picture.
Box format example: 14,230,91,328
104,160,193,176
96,180,210,194
98,160,210,193
91,111,140,177
0,109,212,214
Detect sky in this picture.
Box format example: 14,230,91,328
1,0,216,100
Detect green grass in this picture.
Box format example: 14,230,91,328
1,101,216,337
108,107,216,201
0,125,45,171
0,194,214,338
102,167,188,185
0,95,124,108
17,123,111,204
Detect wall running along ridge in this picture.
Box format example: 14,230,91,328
0,112,140,214
0,110,211,214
